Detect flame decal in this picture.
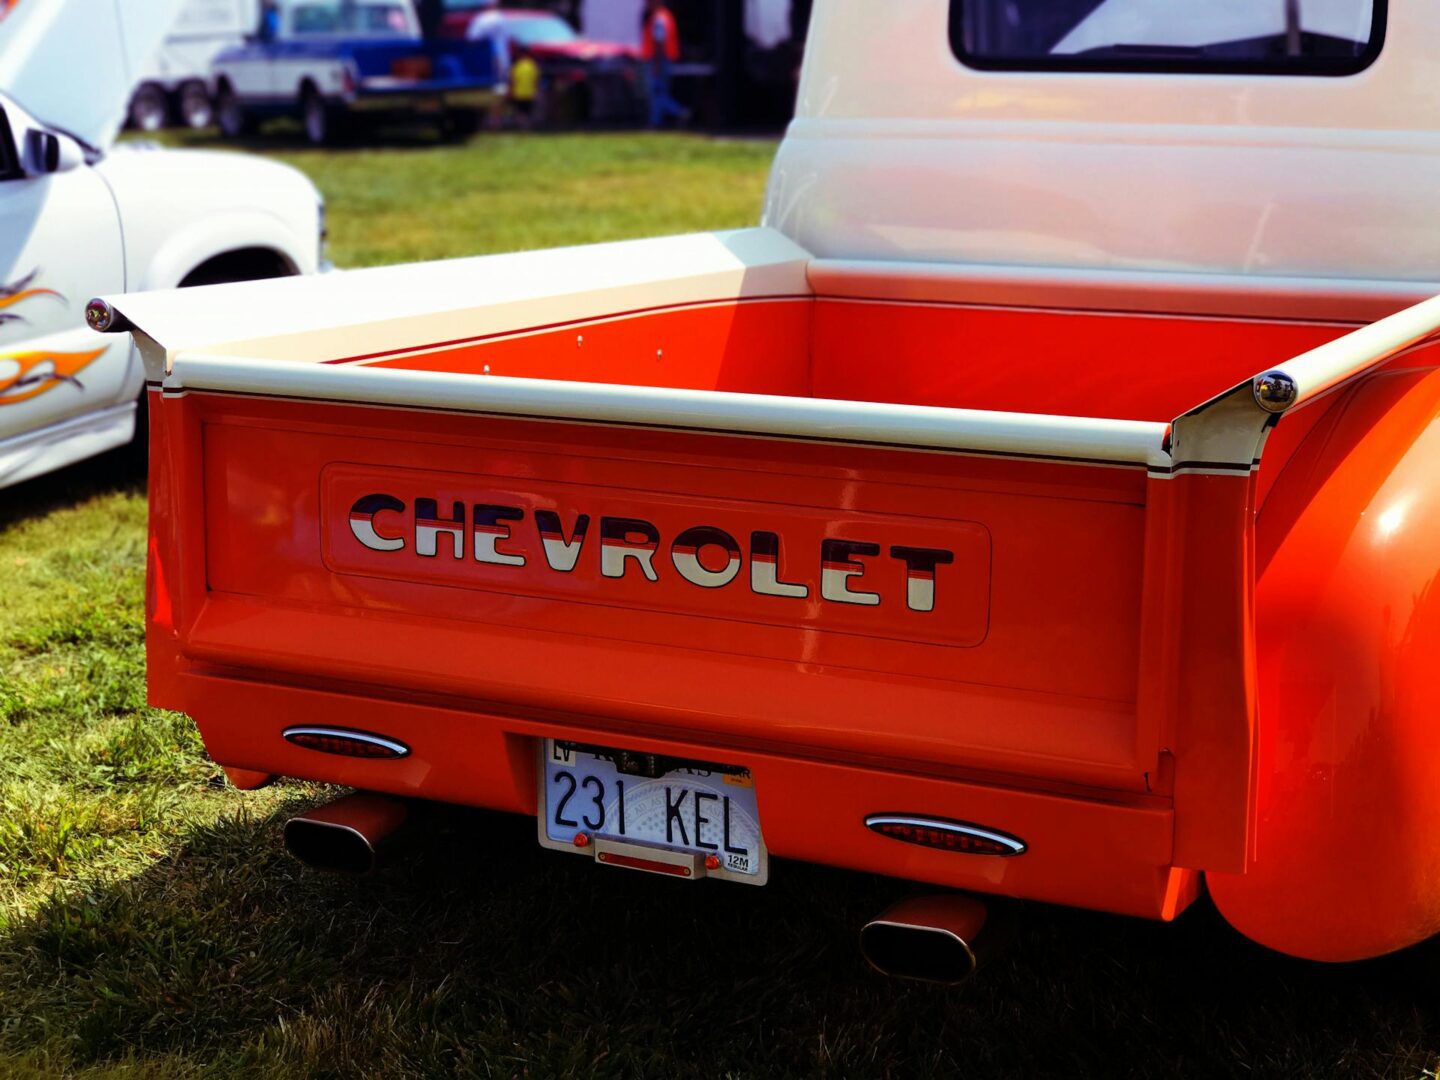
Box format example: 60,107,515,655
0,270,103,405
0,270,61,328
0,289,58,310
0,348,106,405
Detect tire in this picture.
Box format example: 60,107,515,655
302,87,343,146
128,83,169,132
573,82,594,126
216,83,253,138
549,83,589,129
178,80,214,129
443,109,482,139
122,377,150,469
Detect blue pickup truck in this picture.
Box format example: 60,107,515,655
213,0,500,143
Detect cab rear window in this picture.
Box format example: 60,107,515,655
950,0,1385,76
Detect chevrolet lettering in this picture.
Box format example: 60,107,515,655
346,491,957,614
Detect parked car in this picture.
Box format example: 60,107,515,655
439,6,644,124
212,0,499,144
93,0,1440,977
126,0,259,131
0,0,323,489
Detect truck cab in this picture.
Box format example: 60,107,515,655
94,0,1440,972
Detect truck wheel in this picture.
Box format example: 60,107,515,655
128,83,169,132
302,88,344,146
443,109,482,139
216,84,254,138
178,80,214,129
548,84,589,129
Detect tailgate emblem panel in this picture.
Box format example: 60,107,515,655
323,464,992,647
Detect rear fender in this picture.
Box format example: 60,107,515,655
1209,359,1440,961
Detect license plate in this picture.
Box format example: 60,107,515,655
413,95,443,113
537,740,768,884
391,56,433,80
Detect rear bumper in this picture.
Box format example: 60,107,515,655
350,84,497,112
152,653,1194,922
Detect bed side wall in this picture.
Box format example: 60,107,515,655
1209,360,1440,962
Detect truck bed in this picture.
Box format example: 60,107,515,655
99,228,1440,922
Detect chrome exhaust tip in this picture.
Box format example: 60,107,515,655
283,792,408,875
860,894,990,985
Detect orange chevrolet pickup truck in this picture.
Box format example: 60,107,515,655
90,0,1440,978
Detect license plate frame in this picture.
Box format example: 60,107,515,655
536,739,769,885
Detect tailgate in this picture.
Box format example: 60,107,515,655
186,385,1156,794
352,39,497,86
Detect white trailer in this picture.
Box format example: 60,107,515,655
128,0,259,130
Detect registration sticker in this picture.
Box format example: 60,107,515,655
537,740,768,884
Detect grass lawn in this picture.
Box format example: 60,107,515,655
176,126,780,267
1,130,1438,1079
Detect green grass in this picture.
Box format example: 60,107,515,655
158,127,778,267
2,132,1438,1078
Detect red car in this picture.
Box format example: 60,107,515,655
439,7,645,123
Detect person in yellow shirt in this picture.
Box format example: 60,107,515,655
509,47,541,129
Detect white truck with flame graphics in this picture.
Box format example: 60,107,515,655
0,0,322,489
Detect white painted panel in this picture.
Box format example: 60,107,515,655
765,0,1440,285
581,0,643,46
0,163,126,444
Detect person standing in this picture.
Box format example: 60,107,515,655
415,0,443,39
259,0,281,40
641,0,688,129
467,0,512,92
467,0,512,128
509,46,541,129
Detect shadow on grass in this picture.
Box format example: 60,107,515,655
161,121,490,154
3,793,1436,1078
209,127,452,153
0,446,145,532
156,121,701,156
